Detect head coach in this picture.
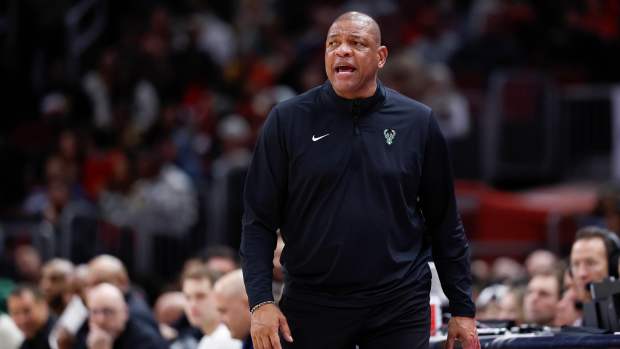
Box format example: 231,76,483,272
240,11,479,349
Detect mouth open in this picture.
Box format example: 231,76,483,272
335,64,356,74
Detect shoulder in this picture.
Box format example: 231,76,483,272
271,84,322,119
383,86,432,118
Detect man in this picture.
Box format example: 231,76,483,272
84,283,166,349
87,255,158,329
39,258,75,316
7,285,55,349
569,226,617,303
240,11,479,349
523,273,561,326
182,266,241,349
213,270,252,349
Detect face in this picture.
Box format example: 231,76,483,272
523,275,560,325
325,17,387,99
182,278,218,329
40,266,71,306
214,291,250,340
570,238,608,301
87,290,128,339
497,291,521,323
8,291,49,339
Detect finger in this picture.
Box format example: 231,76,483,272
279,316,294,342
251,334,263,349
260,335,273,349
269,331,282,349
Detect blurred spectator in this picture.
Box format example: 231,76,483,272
497,285,525,325
554,268,582,327
0,312,24,349
213,270,251,347
7,285,54,349
83,283,166,349
87,255,158,330
569,226,616,303
475,284,508,320
182,266,240,349
491,257,527,284
154,292,187,341
524,249,559,277
523,273,561,326
201,245,239,279
39,259,74,316
206,114,252,248
13,246,42,284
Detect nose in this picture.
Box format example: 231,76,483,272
335,43,352,57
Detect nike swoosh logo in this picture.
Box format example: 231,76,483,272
312,133,330,142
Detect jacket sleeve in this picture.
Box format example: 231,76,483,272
419,113,475,317
240,107,288,309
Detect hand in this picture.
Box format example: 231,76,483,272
446,316,480,349
56,327,76,349
86,326,113,349
251,303,293,349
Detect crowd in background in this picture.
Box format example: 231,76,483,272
1,0,620,347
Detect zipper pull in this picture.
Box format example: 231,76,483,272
352,101,360,135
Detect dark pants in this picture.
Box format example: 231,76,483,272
279,283,430,349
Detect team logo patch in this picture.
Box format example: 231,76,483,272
384,129,396,145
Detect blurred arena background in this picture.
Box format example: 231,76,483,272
0,0,620,306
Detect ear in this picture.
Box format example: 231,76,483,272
377,45,388,69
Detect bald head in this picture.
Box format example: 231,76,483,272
331,11,381,46
88,255,129,291
213,269,247,300
87,283,129,338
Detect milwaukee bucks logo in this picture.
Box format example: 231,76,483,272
384,129,396,145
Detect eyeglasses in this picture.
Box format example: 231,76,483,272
89,307,118,317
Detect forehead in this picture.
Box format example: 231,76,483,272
572,237,607,258
183,278,211,293
529,275,557,290
88,291,123,309
327,19,376,41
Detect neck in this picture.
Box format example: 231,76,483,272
333,80,378,100
201,319,220,335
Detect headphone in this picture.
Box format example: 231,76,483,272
602,229,620,279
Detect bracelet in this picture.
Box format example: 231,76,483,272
250,300,276,314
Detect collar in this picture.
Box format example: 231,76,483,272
321,79,386,115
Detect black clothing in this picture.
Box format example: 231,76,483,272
20,317,55,349
126,290,159,331
279,274,430,349
111,318,167,349
241,80,474,317
242,336,254,349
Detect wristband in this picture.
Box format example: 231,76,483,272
250,300,276,314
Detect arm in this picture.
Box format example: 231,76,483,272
419,115,479,349
419,114,475,318
240,108,293,349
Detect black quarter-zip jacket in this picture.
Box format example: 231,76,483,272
241,80,475,317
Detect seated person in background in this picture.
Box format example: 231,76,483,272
39,259,75,317
7,285,55,349
87,255,157,329
497,285,525,325
153,291,187,341
83,283,166,349
554,268,582,327
523,273,561,326
569,226,618,303
182,266,240,349
213,270,252,349
524,250,559,277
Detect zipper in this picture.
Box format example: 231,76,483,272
352,101,360,135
